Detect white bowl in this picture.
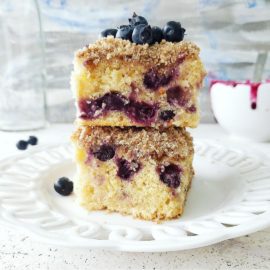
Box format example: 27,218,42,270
210,81,270,142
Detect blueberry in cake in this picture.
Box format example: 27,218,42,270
71,126,194,221
71,13,206,128
70,13,205,221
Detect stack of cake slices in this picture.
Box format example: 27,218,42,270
71,29,206,221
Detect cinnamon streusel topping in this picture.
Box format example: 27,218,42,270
76,36,200,68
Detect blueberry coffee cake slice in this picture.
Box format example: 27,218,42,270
71,14,206,128
71,126,194,221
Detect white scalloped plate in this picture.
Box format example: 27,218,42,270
0,141,270,252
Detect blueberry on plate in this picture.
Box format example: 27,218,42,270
129,12,148,27
28,135,38,145
54,177,73,196
163,21,185,42
16,140,28,150
132,24,153,44
116,25,133,41
100,28,117,38
151,26,163,44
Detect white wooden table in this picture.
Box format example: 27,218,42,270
0,124,269,270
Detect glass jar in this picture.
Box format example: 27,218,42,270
0,0,46,131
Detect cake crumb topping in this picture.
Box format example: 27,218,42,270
76,37,200,67
72,126,193,162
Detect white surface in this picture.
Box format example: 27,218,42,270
0,124,270,268
211,82,270,142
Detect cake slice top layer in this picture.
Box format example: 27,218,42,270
76,36,200,68
72,37,206,128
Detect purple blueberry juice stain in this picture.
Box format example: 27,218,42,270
79,91,157,124
93,144,115,161
79,92,127,119
158,164,182,188
78,99,103,119
211,80,262,110
125,100,157,125
102,92,128,111
116,158,140,181
143,69,174,90
167,86,188,107
159,110,175,121
186,104,196,113
250,82,260,110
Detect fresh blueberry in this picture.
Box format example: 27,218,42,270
54,177,73,196
28,136,38,145
116,158,140,180
151,26,163,44
100,28,117,38
163,21,185,42
16,140,28,150
116,25,133,41
129,12,148,27
132,24,153,44
159,110,175,121
93,144,115,161
159,164,181,188
125,101,157,124
143,69,173,90
102,92,127,111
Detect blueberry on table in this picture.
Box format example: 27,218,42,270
16,140,28,150
54,177,73,196
100,28,117,38
116,25,133,41
28,136,38,145
151,26,163,44
163,21,185,42
129,12,148,27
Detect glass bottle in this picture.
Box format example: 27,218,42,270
0,0,46,131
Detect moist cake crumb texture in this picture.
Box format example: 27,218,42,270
72,37,206,128
72,126,194,221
